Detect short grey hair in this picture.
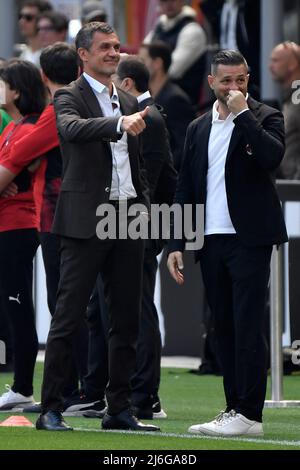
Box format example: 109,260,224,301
75,21,115,50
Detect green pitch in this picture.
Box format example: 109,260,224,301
0,363,300,450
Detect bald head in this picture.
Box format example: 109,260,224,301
269,41,300,87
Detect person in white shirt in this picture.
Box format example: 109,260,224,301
35,22,160,434
167,50,287,437
18,0,53,67
144,0,207,106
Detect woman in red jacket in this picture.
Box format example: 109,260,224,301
0,59,46,410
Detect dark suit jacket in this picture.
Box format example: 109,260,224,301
52,75,149,239
155,80,195,171
139,96,177,206
169,96,288,258
201,0,260,95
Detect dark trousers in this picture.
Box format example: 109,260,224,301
84,274,109,399
41,234,144,415
83,242,162,407
39,231,88,395
131,242,162,406
0,298,13,367
199,235,272,422
0,229,39,396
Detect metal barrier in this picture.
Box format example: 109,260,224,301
265,180,300,407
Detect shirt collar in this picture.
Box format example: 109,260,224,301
137,90,151,104
83,72,107,94
212,93,249,123
83,72,120,108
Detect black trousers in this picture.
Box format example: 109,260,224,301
0,229,39,396
39,231,88,396
131,241,162,407
83,242,162,407
41,234,144,415
199,235,272,422
83,274,109,400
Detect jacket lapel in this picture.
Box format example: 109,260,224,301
197,111,212,175
78,75,104,118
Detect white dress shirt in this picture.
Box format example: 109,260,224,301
205,99,249,235
83,72,137,200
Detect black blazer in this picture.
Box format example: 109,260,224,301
52,75,149,239
169,97,288,258
155,80,195,171
139,96,177,205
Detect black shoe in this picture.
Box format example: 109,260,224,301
36,410,73,431
23,403,42,413
102,409,160,431
82,409,106,419
62,392,106,417
133,397,167,420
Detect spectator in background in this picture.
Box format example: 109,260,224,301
0,59,13,135
18,0,53,66
0,59,46,410
114,56,177,419
37,11,69,48
269,41,300,179
139,42,195,170
0,44,89,407
144,0,207,108
81,0,107,25
201,0,261,98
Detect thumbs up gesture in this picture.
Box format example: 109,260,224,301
121,106,149,136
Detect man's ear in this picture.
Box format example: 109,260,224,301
40,70,49,87
77,47,88,63
208,74,214,90
122,77,134,92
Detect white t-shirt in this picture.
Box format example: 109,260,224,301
204,100,236,235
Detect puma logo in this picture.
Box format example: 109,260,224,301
9,294,21,305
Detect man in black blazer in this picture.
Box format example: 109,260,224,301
36,22,159,432
115,56,177,419
167,50,287,437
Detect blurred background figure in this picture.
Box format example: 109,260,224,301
0,58,13,135
0,59,46,409
81,0,107,25
114,55,177,419
269,41,300,180
201,0,260,98
139,41,195,171
37,11,69,48
144,0,207,109
18,0,53,66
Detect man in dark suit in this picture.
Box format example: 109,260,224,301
114,56,177,419
36,22,159,432
139,42,195,171
201,0,261,97
167,50,287,437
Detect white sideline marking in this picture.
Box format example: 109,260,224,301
74,427,300,447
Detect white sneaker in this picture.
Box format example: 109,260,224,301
0,385,35,411
188,410,263,437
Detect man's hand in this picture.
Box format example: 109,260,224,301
167,251,184,285
227,90,248,115
1,182,18,198
121,106,149,136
